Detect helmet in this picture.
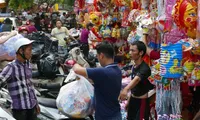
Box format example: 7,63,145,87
14,38,34,52
64,59,76,68
18,26,29,33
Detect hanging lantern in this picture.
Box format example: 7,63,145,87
160,43,183,78
172,0,197,39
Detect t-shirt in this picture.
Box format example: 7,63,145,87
27,25,37,33
60,15,66,23
86,63,122,120
51,27,69,47
131,61,152,96
80,28,89,44
1,24,12,32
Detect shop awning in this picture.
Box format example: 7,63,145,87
0,0,6,8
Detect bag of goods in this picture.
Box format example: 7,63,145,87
0,34,24,57
56,72,94,118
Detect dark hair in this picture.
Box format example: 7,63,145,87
86,23,93,29
63,12,66,15
56,19,62,24
96,41,115,59
131,41,146,57
4,18,12,24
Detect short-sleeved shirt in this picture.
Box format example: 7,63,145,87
60,15,66,23
27,25,37,33
80,28,89,44
86,63,122,120
51,27,69,47
131,61,151,96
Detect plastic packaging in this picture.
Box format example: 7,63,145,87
56,72,94,118
0,34,24,57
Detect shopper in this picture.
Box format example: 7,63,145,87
73,41,122,120
34,13,41,31
51,19,76,47
0,38,40,120
1,18,13,32
119,40,152,120
27,19,37,33
60,12,66,23
80,22,93,57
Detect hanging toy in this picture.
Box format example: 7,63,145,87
128,9,141,23
172,0,197,39
191,39,200,55
160,43,183,78
162,78,171,90
191,61,200,81
183,59,195,75
89,12,102,41
111,22,121,39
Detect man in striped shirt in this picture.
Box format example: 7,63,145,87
0,38,40,120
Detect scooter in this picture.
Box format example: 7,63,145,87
33,46,91,98
0,88,15,120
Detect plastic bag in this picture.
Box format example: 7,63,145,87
37,53,59,78
0,34,24,57
56,73,94,118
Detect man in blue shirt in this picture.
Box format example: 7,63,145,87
73,41,122,120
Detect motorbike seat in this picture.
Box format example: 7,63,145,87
37,97,57,109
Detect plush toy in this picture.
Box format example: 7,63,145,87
89,12,102,41
78,11,85,24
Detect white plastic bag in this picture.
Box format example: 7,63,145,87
56,72,94,118
0,34,24,57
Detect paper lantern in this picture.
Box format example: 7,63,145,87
160,43,183,78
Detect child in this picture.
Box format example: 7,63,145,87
0,38,40,120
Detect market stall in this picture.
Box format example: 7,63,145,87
72,0,200,119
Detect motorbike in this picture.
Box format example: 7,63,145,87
33,46,92,98
0,87,15,120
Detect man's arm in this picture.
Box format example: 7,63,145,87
142,34,153,56
119,76,140,100
0,65,12,86
51,29,55,37
142,34,160,60
73,64,87,78
124,76,140,91
193,110,200,120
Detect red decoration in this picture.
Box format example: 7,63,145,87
78,0,85,9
